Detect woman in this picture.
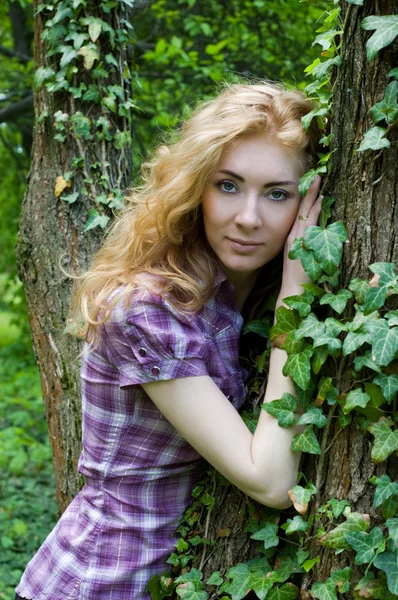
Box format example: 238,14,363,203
16,82,321,600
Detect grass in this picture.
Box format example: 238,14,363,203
0,314,57,600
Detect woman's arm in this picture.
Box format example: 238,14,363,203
143,177,322,509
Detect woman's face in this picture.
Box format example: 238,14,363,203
202,132,305,289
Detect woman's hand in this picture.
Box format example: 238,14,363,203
277,175,323,305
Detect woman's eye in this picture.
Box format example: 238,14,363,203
218,180,237,193
269,189,287,202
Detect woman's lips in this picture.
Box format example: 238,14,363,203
228,238,262,253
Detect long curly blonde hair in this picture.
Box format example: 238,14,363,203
70,81,320,343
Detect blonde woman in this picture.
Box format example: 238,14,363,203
16,82,322,600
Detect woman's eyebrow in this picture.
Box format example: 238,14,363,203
217,169,296,187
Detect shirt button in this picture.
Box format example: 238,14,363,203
138,348,147,357
151,366,160,376
227,394,233,401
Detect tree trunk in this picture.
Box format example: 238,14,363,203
17,0,133,513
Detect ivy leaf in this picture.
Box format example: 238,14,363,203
298,169,318,197
206,572,223,586
369,419,398,462
302,107,329,132
262,393,297,428
373,552,398,595
358,126,390,152
267,583,299,600
84,208,110,231
363,319,398,367
270,307,299,340
312,345,329,374
251,523,280,550
381,495,398,520
284,292,314,318
325,317,348,336
297,406,327,428
176,583,208,600
78,44,100,70
311,56,342,79
329,499,351,519
296,313,325,341
370,81,398,125
321,512,370,550
302,557,320,572
244,317,273,338
353,351,382,374
251,572,283,600
386,519,398,550
373,374,398,404
282,515,309,534
346,0,363,4
311,581,337,600
343,330,372,356
304,222,347,276
329,567,352,594
345,527,385,564
363,286,387,314
361,15,398,61
343,389,371,414
386,311,398,327
34,66,56,89
288,238,323,281
369,262,398,288
319,196,336,229
371,474,398,508
320,289,352,314
283,349,313,390
349,278,369,304
318,270,341,288
288,484,316,515
292,425,321,455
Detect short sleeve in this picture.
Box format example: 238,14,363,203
104,288,210,388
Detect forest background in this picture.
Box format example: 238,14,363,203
0,1,394,600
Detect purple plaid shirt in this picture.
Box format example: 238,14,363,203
16,272,247,600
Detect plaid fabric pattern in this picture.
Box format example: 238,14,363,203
16,275,246,600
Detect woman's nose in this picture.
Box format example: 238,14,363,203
234,194,262,229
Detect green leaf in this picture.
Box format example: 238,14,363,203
321,512,370,550
302,557,320,572
363,286,387,314
289,238,323,281
370,262,398,288
283,349,313,390
282,515,309,534
267,583,299,600
206,572,223,586
329,499,351,519
381,495,398,520
346,0,363,4
361,15,398,61
370,81,398,125
298,169,318,197
313,29,341,51
34,66,56,89
371,475,398,508
320,289,352,314
296,313,325,341
311,345,329,374
373,374,398,404
244,317,273,338
358,126,390,152
59,44,77,68
386,519,398,550
84,209,110,231
329,567,351,594
271,307,299,339
325,317,348,336
373,552,398,595
304,222,347,276
343,388,371,414
176,583,208,600
311,55,342,79
60,191,79,204
311,581,337,600
345,527,385,564
251,572,283,600
363,319,398,367
343,330,371,356
302,107,329,131
284,292,314,318
319,196,336,229
353,351,382,373
297,406,327,428
251,523,279,550
288,484,316,514
292,425,321,455
386,311,398,326
349,278,369,304
369,419,398,462
262,393,297,428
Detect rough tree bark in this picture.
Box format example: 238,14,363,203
17,1,133,512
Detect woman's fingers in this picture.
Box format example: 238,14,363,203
296,175,322,230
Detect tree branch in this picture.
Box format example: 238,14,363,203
0,44,32,64
0,94,34,123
